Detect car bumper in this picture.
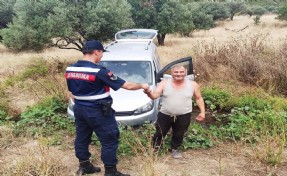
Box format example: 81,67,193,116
115,109,157,126
67,106,157,126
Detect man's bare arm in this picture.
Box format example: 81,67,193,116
144,80,166,100
192,81,205,121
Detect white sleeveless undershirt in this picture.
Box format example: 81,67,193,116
160,78,194,116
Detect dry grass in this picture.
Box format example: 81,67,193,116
0,58,71,114
157,14,287,64
157,14,287,95
0,141,67,176
194,34,287,95
0,125,17,150
0,46,81,75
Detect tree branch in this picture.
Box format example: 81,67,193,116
225,25,249,32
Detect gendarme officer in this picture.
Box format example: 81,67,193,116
65,40,149,176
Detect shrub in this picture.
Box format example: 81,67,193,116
183,123,213,149
14,96,74,137
277,4,287,21
193,34,287,96
213,107,287,142
246,5,267,16
199,2,230,21
201,87,231,111
254,15,261,25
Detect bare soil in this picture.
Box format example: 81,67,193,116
1,139,287,176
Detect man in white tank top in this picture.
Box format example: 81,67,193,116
145,65,205,159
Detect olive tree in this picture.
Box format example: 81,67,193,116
156,0,194,44
246,5,267,16
48,0,133,50
1,0,133,51
198,2,230,21
225,1,246,20
0,0,15,29
186,3,214,30
128,0,195,45
0,0,16,41
277,4,287,21
1,0,58,51
127,0,157,29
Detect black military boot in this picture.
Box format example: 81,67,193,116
104,165,130,176
76,160,101,175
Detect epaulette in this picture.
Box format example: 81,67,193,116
98,65,106,69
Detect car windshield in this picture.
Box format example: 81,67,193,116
100,61,152,84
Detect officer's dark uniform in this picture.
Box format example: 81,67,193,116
65,60,125,166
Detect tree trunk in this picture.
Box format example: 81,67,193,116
157,33,166,46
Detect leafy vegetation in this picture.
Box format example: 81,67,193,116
0,0,15,29
1,0,133,51
14,96,74,137
277,3,287,21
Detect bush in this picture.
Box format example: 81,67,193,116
254,15,261,25
277,4,287,21
199,2,230,21
246,5,267,16
215,107,287,142
183,123,213,149
201,87,231,111
14,96,74,137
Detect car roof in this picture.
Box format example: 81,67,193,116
102,41,156,61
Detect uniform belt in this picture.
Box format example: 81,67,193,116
73,92,110,100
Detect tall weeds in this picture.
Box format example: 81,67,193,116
0,57,70,120
3,57,69,99
193,34,287,95
119,125,158,176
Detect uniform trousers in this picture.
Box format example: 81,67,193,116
74,104,119,166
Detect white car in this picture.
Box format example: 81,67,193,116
67,29,194,125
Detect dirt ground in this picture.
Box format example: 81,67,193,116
1,139,287,176
1,14,287,176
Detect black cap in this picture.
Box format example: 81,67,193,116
82,40,108,52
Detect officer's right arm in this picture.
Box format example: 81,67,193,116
121,82,149,91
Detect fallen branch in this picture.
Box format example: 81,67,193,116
225,25,249,32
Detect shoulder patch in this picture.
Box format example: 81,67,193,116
108,71,113,76
108,71,117,80
100,66,106,69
